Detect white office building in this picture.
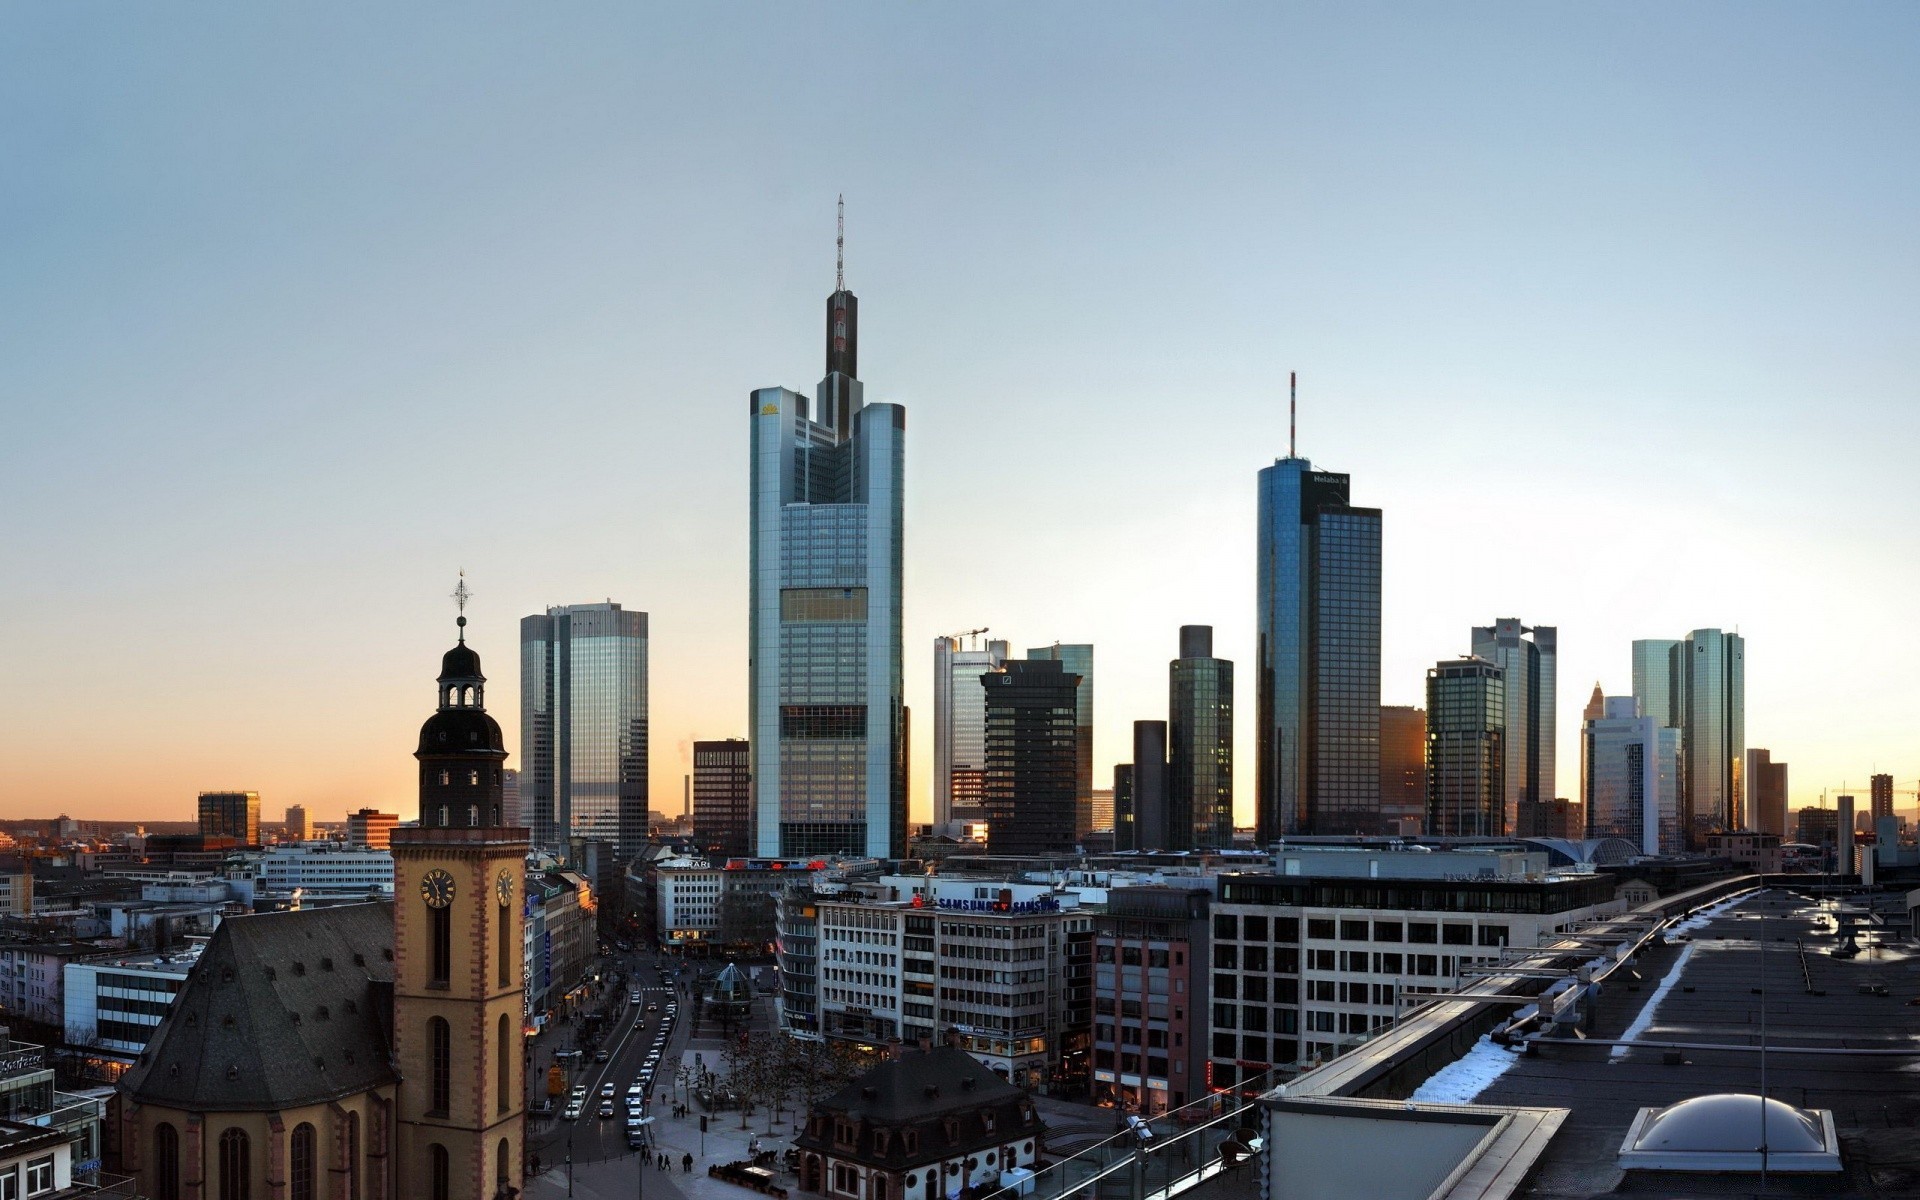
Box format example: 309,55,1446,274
1583,696,1684,855
257,841,395,900
64,947,200,1054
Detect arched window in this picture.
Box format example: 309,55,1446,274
498,904,511,987
217,1127,250,1200
498,1138,511,1190
153,1122,180,1200
468,770,480,787
497,1012,511,1113
468,805,479,826
429,904,451,985
429,1144,450,1200
346,1112,361,1200
289,1123,316,1200
438,804,450,826
438,771,450,786
430,1016,452,1115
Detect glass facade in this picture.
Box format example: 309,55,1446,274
933,637,1008,831
749,283,905,859
519,603,649,857
1469,620,1557,834
981,659,1081,855
1169,626,1233,850
1257,459,1382,840
1583,695,1682,854
693,739,751,858
1633,629,1745,846
1027,643,1094,835
1425,658,1504,837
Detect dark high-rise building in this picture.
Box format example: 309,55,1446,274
1112,764,1136,852
1027,644,1095,836
520,602,650,858
1378,705,1427,832
1746,749,1789,837
1470,620,1556,835
980,659,1081,856
1256,455,1382,840
417,612,509,828
1131,720,1170,851
1870,773,1894,823
1168,626,1233,850
197,791,260,846
693,738,752,858
749,236,906,859
1425,658,1505,837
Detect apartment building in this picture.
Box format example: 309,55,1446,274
1091,883,1211,1113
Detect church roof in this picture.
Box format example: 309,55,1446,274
122,902,397,1112
817,1045,1024,1122
795,1046,1043,1169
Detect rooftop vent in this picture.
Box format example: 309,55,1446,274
1618,1094,1841,1173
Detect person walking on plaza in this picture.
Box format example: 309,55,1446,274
683,1153,693,1173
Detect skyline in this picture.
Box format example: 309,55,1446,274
5,5,1919,828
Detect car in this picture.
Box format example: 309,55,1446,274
628,1081,645,1094
630,992,641,1004
594,1050,610,1063
634,1019,644,1030
600,1083,616,1098
563,1102,583,1121
569,1084,587,1100
645,1003,659,1013
626,1131,647,1150
599,1101,615,1118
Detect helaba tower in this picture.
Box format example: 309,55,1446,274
749,206,906,858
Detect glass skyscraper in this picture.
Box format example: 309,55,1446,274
519,602,649,858
1632,629,1745,844
1256,457,1382,839
1425,658,1504,837
980,658,1081,856
749,269,906,859
1469,619,1557,835
933,636,1008,833
1168,625,1233,849
1026,643,1094,835
1583,695,1682,855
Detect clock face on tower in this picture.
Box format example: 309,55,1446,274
421,869,456,909
496,869,513,907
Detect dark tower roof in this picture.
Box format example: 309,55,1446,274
417,600,509,826
440,640,482,682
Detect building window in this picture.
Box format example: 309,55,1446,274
153,1123,180,1200
498,907,512,987
430,1145,450,1200
498,1012,512,1114
217,1128,250,1200
0,1168,16,1200
833,1165,860,1195
498,1138,511,1190
430,1016,452,1115
23,1159,51,1198
347,1112,361,1200
290,1124,316,1200
429,905,451,986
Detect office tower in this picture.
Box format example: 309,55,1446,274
693,738,752,858
980,659,1080,856
1470,620,1556,835
520,602,650,858
284,804,311,841
346,807,398,850
197,791,260,846
1583,697,1682,855
749,249,905,860
1378,705,1427,832
1131,720,1170,850
1027,643,1095,835
1425,659,1504,837
1168,626,1234,850
1112,765,1136,852
1256,453,1382,840
1517,798,1583,839
1870,773,1894,823
1633,630,1746,844
1746,750,1789,837
501,767,521,828
1837,795,1856,875
1089,788,1115,831
933,636,1009,832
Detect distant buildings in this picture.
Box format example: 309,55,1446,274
1256,454,1381,839
1516,798,1583,840
932,636,1008,834
1583,696,1682,855
982,659,1082,856
749,264,906,860
0,858,31,917
283,804,310,841
1378,706,1427,833
520,601,650,856
1470,620,1556,835
692,738,752,859
1169,626,1233,850
196,791,259,846
1129,720,1170,850
1425,658,1504,837
1027,644,1095,836
1870,773,1895,823
258,841,394,899
1746,749,1789,837
345,807,398,850
1634,630,1745,844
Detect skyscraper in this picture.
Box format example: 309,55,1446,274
1168,626,1233,850
1378,705,1427,833
693,738,752,858
1425,658,1504,837
1746,749,1789,837
1256,454,1382,840
980,659,1080,856
1026,643,1095,835
933,636,1008,833
283,804,311,841
749,244,906,859
1870,773,1894,823
1635,630,1745,844
1470,620,1556,835
519,602,650,858
1583,696,1682,855
198,791,260,846
1112,764,1136,852
1131,720,1170,850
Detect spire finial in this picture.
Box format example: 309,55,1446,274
836,194,845,293
1289,371,1297,458
452,570,471,643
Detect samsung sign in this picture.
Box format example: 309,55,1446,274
935,897,1060,913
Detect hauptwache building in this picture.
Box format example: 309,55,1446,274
114,613,529,1200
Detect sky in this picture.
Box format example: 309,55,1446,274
3,3,1918,829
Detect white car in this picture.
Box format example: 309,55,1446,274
600,1083,616,1098
563,1102,583,1121
598,1100,615,1119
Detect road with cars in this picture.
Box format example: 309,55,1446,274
531,961,690,1167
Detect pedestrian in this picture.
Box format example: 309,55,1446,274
683,1153,693,1173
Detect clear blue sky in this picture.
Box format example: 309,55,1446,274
4,3,1917,824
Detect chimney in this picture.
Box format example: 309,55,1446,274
890,1038,908,1062
918,1034,933,1054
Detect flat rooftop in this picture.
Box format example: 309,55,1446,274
1473,888,1920,1197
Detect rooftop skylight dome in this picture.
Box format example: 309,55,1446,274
1618,1093,1841,1173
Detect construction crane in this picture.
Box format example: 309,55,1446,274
946,627,990,650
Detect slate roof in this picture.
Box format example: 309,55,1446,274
816,1046,1023,1122
795,1046,1045,1171
122,902,397,1112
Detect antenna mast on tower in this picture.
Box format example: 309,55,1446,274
1290,372,1297,458
836,194,845,292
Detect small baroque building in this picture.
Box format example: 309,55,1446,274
793,1044,1045,1200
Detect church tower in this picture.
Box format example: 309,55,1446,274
392,585,528,1200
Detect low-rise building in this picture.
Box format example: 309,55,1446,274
257,842,394,901
63,949,201,1056
0,1030,105,1188
1705,831,1782,874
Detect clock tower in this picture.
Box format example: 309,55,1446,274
393,595,528,1200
